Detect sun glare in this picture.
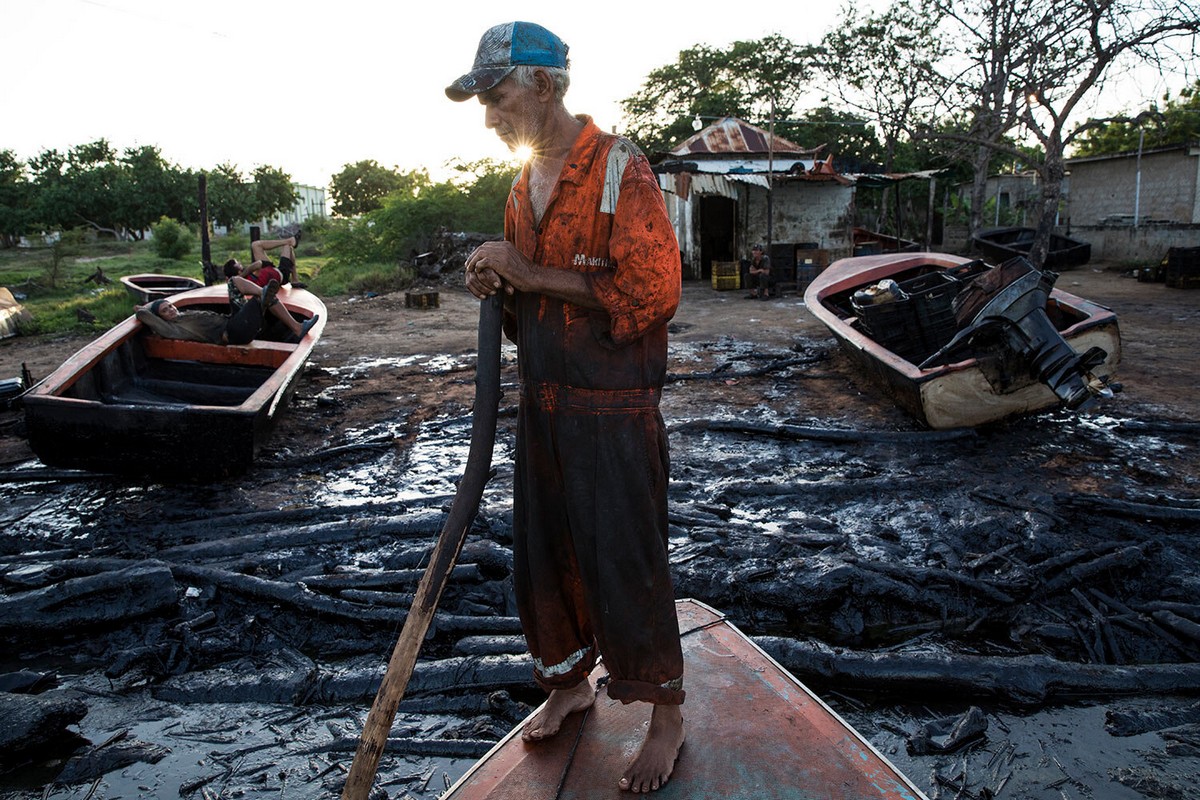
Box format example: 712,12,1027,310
514,145,534,163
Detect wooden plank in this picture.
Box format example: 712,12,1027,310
444,599,927,800
141,335,294,368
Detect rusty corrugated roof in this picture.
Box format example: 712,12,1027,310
669,116,817,157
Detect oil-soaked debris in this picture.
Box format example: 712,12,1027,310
1,307,1199,798
905,706,988,755
0,692,87,760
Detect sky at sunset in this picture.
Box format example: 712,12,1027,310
5,0,1188,188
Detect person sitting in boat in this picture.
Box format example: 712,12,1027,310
224,231,303,287
135,280,317,346
746,243,773,300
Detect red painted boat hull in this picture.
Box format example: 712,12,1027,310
443,599,927,800
23,284,325,479
803,252,1120,428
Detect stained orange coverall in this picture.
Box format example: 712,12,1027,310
505,116,685,706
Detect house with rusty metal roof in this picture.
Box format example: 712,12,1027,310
653,116,876,290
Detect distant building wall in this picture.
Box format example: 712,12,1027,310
1070,223,1200,264
1067,147,1200,226
257,183,328,232
743,181,855,258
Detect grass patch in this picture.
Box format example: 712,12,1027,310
0,227,390,337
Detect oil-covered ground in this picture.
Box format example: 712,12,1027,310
1,266,1199,799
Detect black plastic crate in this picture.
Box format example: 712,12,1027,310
944,259,990,285
1166,247,1200,284
852,297,926,362
898,272,961,352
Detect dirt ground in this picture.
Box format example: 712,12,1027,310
2,261,1200,800
4,263,1195,450
4,261,1195,460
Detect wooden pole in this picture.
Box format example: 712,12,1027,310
198,175,214,285
341,294,504,800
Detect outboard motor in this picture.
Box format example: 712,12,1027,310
921,257,1110,409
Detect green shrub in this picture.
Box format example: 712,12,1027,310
151,216,195,260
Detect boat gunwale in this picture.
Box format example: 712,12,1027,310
25,284,326,412
804,252,1117,380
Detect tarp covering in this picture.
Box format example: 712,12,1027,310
0,288,32,339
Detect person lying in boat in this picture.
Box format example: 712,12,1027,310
135,280,317,346
224,231,304,288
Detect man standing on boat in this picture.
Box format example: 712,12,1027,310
449,21,685,793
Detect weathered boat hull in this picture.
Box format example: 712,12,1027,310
23,284,325,478
443,599,928,800
119,273,205,304
973,227,1091,270
804,253,1120,429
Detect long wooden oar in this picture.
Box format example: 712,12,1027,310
342,294,504,800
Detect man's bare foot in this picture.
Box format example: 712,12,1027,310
619,703,684,793
521,679,595,742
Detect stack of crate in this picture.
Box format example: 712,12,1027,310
711,261,741,291
795,247,831,291
1166,246,1200,289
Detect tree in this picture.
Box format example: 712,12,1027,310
204,163,297,230
0,150,32,248
329,160,429,217
118,145,196,234
251,165,300,221
777,106,886,172
922,0,1199,265
325,158,517,265
819,1,945,174
619,35,814,155
1072,79,1200,156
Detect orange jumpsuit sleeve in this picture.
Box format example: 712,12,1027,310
585,156,681,346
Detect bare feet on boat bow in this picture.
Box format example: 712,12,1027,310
619,703,685,793
521,678,596,742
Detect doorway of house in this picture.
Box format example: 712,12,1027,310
699,196,737,280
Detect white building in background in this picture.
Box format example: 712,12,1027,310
256,183,327,233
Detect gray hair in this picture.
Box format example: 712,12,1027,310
510,64,570,100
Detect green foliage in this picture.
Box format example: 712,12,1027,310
44,228,87,288
150,216,195,260
0,238,206,337
201,163,298,230
330,160,430,217
1072,80,1200,156
0,150,33,247
620,35,817,155
324,158,516,267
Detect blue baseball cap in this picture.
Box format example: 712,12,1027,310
446,21,569,101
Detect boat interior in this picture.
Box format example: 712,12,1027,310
59,325,298,408
822,258,1096,368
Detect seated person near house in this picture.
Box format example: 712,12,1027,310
747,243,773,299
224,232,303,287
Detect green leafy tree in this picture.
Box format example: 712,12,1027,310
1072,79,1200,156
329,160,429,217
326,158,517,265
118,145,196,233
777,106,886,171
0,150,33,248
204,163,296,230
251,164,299,220
620,35,815,155
205,164,256,230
